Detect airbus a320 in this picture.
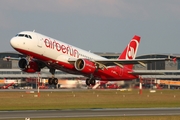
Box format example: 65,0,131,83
9,31,170,86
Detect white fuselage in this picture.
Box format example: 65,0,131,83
10,31,139,81
11,31,106,63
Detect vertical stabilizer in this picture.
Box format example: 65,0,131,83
118,35,141,69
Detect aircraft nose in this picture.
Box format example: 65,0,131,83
10,37,18,48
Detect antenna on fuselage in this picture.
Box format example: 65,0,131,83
33,30,35,32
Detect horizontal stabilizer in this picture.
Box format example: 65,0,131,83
128,70,165,75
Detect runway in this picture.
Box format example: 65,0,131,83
0,108,180,119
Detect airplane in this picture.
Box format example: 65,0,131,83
9,31,171,86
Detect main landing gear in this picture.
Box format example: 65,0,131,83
48,68,58,85
86,78,96,86
48,78,58,85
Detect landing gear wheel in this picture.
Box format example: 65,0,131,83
86,78,96,86
86,79,91,86
90,79,96,86
53,78,58,85
48,78,53,85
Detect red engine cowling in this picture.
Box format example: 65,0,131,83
74,59,96,74
18,58,40,73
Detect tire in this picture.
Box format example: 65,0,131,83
48,78,53,85
86,79,91,86
53,78,58,85
90,79,96,86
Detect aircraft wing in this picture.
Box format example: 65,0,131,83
3,56,20,61
94,58,170,65
68,58,171,68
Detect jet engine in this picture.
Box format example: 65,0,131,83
74,59,96,74
18,58,44,73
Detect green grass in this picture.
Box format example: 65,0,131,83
10,116,180,120
0,89,180,110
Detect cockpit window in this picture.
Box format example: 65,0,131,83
15,34,32,39
25,35,28,38
18,34,25,37
28,35,32,39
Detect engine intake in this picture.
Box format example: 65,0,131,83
74,59,96,74
18,58,28,70
18,58,41,73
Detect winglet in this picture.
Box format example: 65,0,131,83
173,57,177,63
3,56,11,61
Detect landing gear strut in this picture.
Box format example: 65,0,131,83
48,68,58,85
86,78,96,86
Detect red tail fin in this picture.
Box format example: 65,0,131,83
118,35,141,69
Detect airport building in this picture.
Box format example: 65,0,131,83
0,51,180,89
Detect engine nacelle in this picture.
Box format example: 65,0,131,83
18,58,40,73
74,59,96,74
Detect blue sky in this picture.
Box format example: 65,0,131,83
0,0,180,55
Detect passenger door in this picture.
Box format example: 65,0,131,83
37,35,43,48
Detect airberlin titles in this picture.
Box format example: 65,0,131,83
44,39,79,58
